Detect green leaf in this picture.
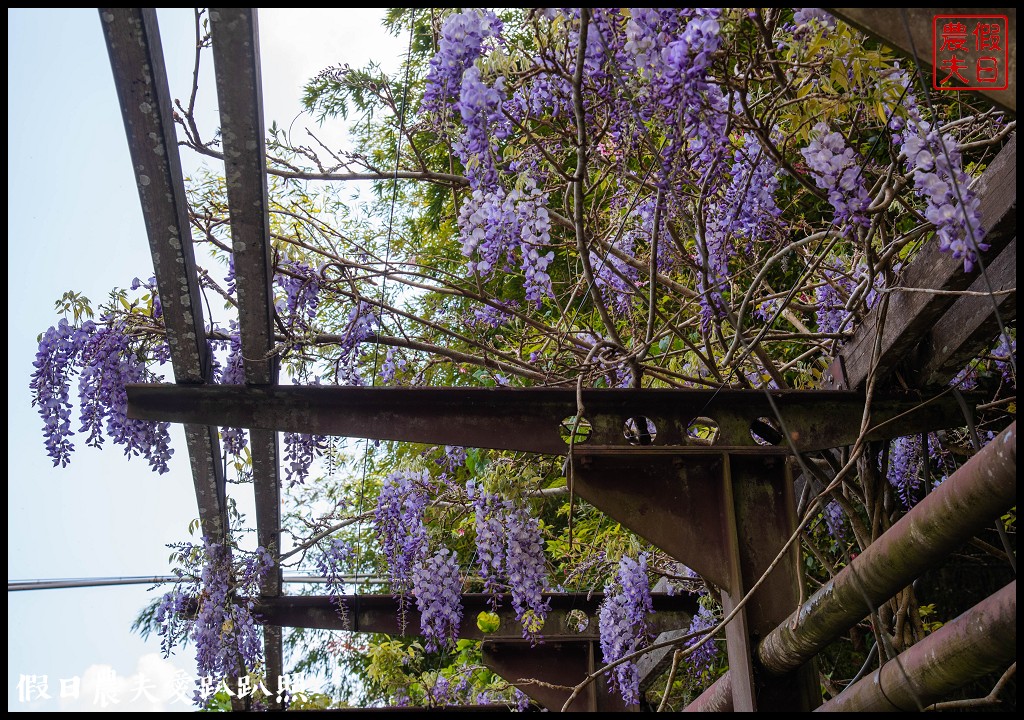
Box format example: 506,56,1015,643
476,611,500,634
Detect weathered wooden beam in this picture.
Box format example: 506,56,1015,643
100,7,227,540
911,237,1016,387
823,134,1016,390
829,8,1016,114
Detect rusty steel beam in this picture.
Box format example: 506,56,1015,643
254,592,694,642
209,7,278,387
208,9,284,699
816,580,1016,711
828,8,1016,114
482,640,628,712
912,237,1016,387
319,705,514,712
683,672,734,713
126,385,970,455
824,134,1016,391
759,422,1016,675
208,8,284,696
569,450,820,711
100,8,227,540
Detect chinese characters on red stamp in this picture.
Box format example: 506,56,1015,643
933,15,1009,91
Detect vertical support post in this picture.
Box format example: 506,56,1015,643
720,454,757,711
569,449,819,711
728,453,820,711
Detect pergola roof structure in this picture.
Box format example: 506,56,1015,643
100,7,1016,712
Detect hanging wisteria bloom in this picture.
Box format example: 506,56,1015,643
283,430,329,486
467,481,509,605
375,469,431,614
505,504,551,639
31,318,95,466
422,9,503,116
823,500,846,540
597,553,652,705
335,301,379,385
276,260,321,337
801,123,871,228
216,323,248,458
315,538,353,624
886,435,923,508
700,132,784,328
412,547,464,652
188,541,272,696
686,600,720,677
31,317,173,474
889,71,988,272
792,8,836,30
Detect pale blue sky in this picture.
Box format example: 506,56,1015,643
8,8,402,711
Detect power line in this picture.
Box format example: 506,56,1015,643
8,574,387,592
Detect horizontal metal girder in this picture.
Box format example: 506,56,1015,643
253,592,695,642
127,385,970,455
482,640,629,712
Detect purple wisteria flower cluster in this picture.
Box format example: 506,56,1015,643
156,540,272,703
591,195,672,317
213,323,248,458
435,444,467,482
283,431,329,486
31,319,95,466
685,599,719,677
886,435,922,508
376,471,495,650
700,133,784,328
379,347,408,383
800,123,871,228
335,301,379,385
412,547,464,652
885,70,988,273
823,500,846,540
31,317,173,473
464,480,553,638
467,481,510,604
792,8,836,30
627,9,729,188
466,301,515,330
814,260,887,335
276,260,321,336
504,504,552,640
424,10,557,307
375,469,431,599
598,553,653,706
456,179,555,307
316,538,353,625
421,9,502,117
